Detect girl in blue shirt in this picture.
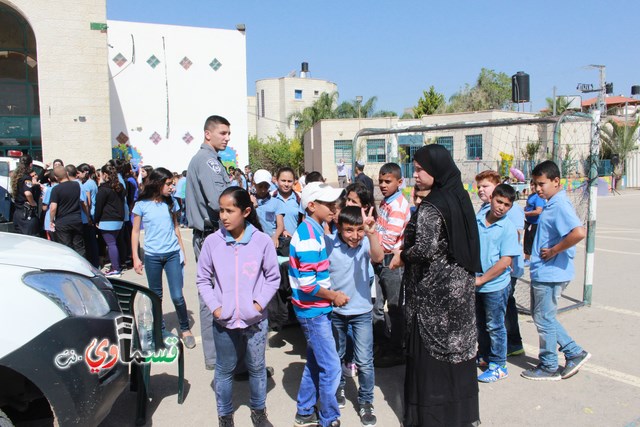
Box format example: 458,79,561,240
131,167,195,349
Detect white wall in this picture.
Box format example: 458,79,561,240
108,20,248,172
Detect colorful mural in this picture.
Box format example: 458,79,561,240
112,141,143,169
219,146,239,171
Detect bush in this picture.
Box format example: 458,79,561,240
248,133,304,176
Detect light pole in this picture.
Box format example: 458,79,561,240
355,95,363,119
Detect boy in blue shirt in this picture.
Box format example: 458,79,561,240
521,161,590,381
475,184,521,382
252,169,283,247
326,206,383,427
524,180,546,264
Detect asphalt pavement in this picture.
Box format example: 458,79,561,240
100,189,640,427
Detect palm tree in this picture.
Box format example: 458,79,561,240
336,96,378,119
541,96,572,116
599,117,640,180
288,91,339,140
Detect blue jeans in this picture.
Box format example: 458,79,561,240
476,286,510,365
530,280,584,371
212,319,268,416
144,250,189,332
297,313,341,427
331,311,375,404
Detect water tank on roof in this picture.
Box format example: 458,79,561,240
300,62,309,78
631,85,640,96
511,71,530,103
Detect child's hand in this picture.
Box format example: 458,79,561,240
540,247,557,261
332,291,350,307
253,302,263,312
389,251,404,269
475,276,484,287
133,259,144,275
213,307,222,319
361,207,376,234
271,235,279,248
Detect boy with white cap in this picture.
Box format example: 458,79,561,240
253,169,283,247
290,182,348,427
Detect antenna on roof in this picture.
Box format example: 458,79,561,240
287,69,297,78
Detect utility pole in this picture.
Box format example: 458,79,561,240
588,64,607,117
553,86,557,116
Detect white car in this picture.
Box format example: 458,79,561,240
0,232,128,426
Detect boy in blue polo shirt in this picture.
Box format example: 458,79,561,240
475,184,521,382
252,169,283,246
521,161,590,381
326,206,383,426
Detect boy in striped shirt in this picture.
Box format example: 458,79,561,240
289,181,349,427
373,163,411,367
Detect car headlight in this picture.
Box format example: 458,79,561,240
23,271,111,317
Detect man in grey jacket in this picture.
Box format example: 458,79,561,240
186,115,231,370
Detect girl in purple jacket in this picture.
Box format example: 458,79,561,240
196,186,280,427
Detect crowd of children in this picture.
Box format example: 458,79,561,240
10,151,592,426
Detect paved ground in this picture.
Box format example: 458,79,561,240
100,189,640,427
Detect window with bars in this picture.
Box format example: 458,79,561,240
466,134,483,160
334,140,352,163
436,136,454,157
367,139,386,163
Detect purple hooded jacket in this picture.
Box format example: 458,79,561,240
196,223,280,329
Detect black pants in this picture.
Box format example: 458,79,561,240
54,222,86,257
14,211,40,236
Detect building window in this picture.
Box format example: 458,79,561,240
436,136,454,157
294,120,301,130
466,134,483,160
367,139,386,163
260,90,265,117
334,140,352,163
295,89,302,99
314,90,319,96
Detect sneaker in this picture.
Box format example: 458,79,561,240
205,364,215,371
294,411,319,427
250,408,273,427
342,362,358,378
104,269,122,278
507,347,525,357
476,356,488,368
521,364,561,381
336,387,346,408
561,351,591,379
218,414,234,427
181,333,196,349
359,403,377,426
329,421,341,427
477,363,508,383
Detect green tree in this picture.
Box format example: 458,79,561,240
447,68,512,113
600,117,640,180
540,96,573,116
520,141,542,176
372,110,398,118
413,86,445,117
288,91,339,140
336,96,378,118
248,132,304,175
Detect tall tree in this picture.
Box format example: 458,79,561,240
541,96,573,116
600,117,640,179
336,96,378,118
413,86,445,117
447,68,512,113
288,91,339,140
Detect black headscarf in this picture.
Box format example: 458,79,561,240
413,145,482,273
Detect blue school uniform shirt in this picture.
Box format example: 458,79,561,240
274,191,301,235
256,194,279,237
476,214,521,293
478,202,524,278
530,190,582,283
43,183,56,231
132,199,180,255
325,232,374,316
82,179,98,219
525,193,546,224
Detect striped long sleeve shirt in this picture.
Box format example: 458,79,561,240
376,190,411,253
288,217,333,318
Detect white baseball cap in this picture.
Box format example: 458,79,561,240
300,181,344,210
253,169,272,185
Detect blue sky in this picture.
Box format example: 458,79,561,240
108,0,640,115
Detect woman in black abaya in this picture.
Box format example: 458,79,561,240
390,144,482,427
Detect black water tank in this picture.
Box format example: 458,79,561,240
511,71,530,103
632,85,640,96
606,83,614,95
301,62,309,73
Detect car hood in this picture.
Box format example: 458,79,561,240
0,232,96,277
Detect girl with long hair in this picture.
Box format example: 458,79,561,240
196,186,280,426
95,164,125,277
11,154,41,236
131,167,195,348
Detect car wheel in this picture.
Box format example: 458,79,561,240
0,408,14,427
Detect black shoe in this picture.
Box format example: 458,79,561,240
250,408,273,427
218,414,234,427
359,403,377,426
294,411,319,427
234,366,274,381
336,387,346,408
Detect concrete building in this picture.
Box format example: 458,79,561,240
304,110,592,186
249,63,337,141
1,1,248,172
